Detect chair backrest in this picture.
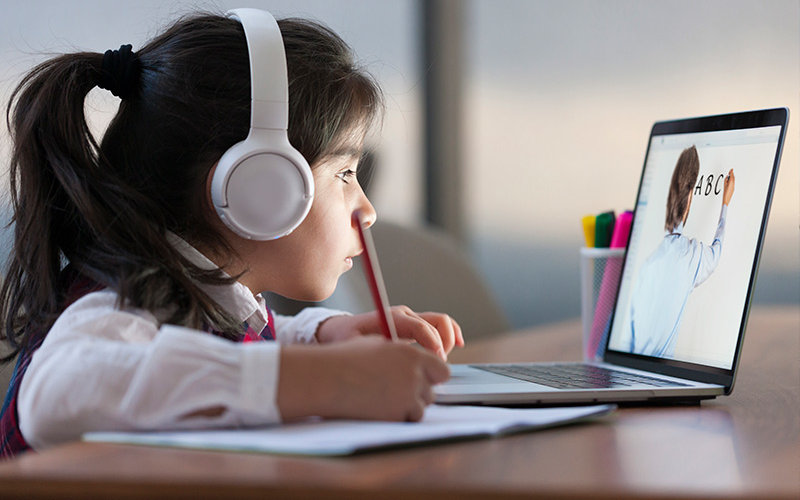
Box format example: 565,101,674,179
321,220,510,340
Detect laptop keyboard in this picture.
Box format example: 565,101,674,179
472,363,689,390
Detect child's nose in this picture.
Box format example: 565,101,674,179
355,198,377,229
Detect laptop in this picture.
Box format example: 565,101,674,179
435,108,789,405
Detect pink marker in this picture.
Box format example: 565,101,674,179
588,211,633,359
609,211,633,249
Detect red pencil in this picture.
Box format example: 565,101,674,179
354,210,398,341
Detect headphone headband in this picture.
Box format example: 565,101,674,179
226,8,288,130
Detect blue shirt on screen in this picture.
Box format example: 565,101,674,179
629,205,728,358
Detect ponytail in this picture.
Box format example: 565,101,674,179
1,53,106,357
1,48,241,358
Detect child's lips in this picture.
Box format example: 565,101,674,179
345,249,362,268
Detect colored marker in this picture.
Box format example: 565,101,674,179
589,210,633,359
594,211,616,248
581,215,596,247
609,211,633,249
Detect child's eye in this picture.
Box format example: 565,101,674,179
336,169,357,184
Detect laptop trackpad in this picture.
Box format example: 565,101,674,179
436,364,549,396
445,364,529,385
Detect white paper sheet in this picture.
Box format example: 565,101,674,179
83,404,614,456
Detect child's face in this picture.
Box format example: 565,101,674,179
228,133,376,301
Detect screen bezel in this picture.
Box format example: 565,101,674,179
603,108,789,393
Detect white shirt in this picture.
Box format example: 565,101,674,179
17,237,347,450
629,205,727,357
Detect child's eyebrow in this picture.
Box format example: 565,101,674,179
324,146,362,159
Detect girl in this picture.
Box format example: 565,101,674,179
0,11,462,458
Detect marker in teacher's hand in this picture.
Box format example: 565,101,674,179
354,210,398,342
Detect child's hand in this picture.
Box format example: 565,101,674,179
278,336,450,422
316,306,465,360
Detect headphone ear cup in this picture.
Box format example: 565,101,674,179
211,135,314,240
218,9,314,240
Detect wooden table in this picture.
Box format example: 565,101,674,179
0,306,797,499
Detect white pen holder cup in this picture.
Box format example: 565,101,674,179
580,247,625,361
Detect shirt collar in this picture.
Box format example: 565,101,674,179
667,222,685,236
166,232,268,333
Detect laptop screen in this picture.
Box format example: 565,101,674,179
607,110,787,372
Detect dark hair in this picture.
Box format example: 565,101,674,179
1,13,382,360
664,145,700,232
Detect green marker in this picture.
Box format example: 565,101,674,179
594,211,616,248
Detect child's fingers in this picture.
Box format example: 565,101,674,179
421,349,451,384
389,306,447,359
417,312,464,352
454,319,464,346
402,344,448,420
387,307,464,359
420,385,436,405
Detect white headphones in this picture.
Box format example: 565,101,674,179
211,8,314,240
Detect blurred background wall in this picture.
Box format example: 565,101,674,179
462,0,799,327
0,0,797,331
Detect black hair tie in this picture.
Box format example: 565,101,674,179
98,44,141,100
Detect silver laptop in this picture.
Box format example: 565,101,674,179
435,108,789,405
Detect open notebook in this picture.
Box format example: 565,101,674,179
84,404,613,456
